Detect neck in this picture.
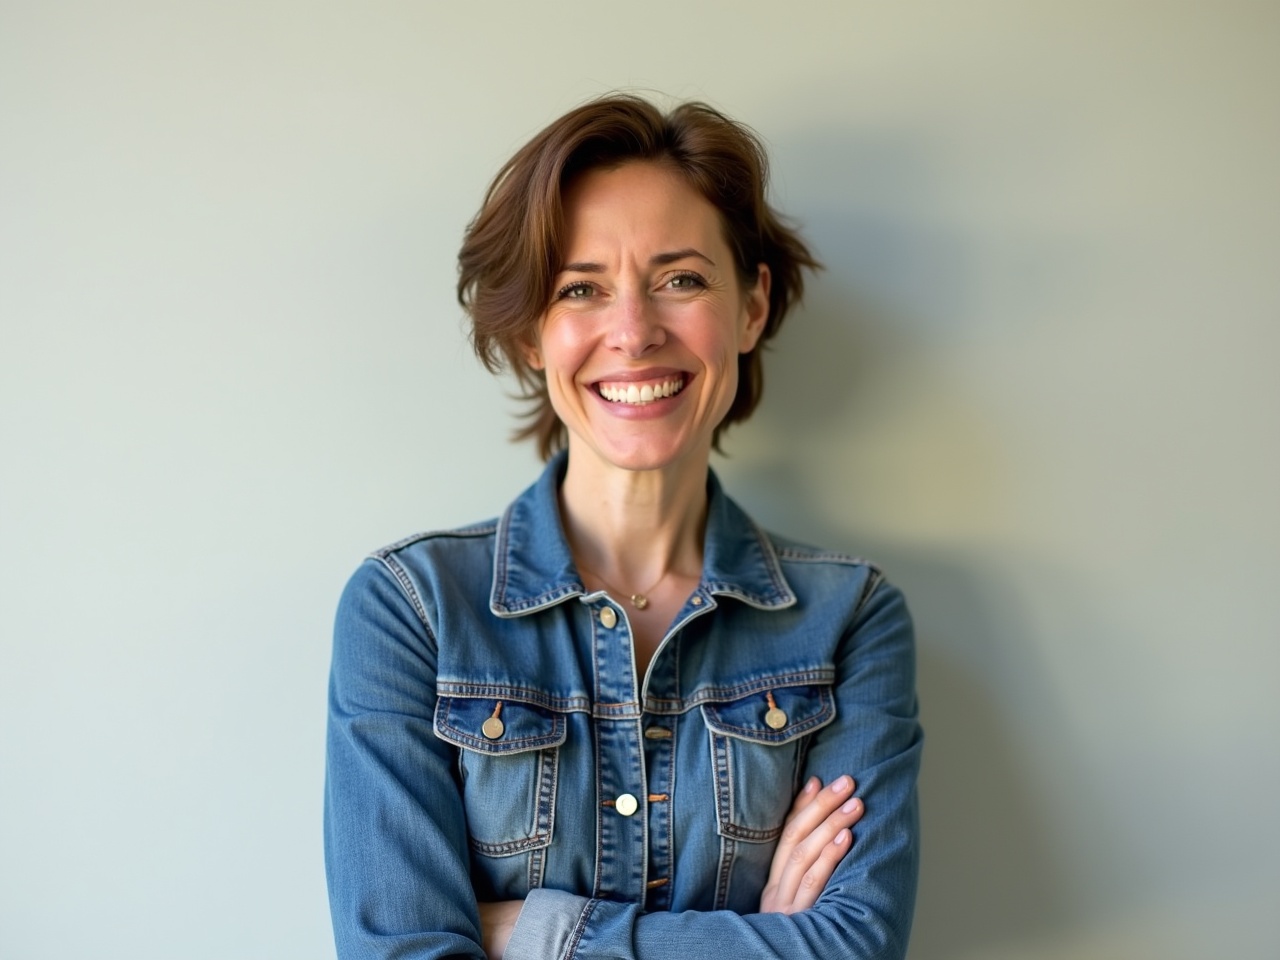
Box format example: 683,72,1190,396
558,448,709,591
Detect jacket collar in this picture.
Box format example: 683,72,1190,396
490,451,796,617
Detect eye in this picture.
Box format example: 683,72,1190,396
666,271,707,291
555,281,595,300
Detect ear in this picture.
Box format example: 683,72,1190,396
738,263,771,354
522,338,545,371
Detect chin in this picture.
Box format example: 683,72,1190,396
573,431,708,475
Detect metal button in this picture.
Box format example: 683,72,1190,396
615,793,639,816
599,606,618,629
643,727,673,740
764,707,788,730
481,716,505,739
691,596,703,606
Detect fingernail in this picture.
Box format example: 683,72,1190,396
833,775,852,793
835,829,849,846
841,797,861,814
805,777,819,794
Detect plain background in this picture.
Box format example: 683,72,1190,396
2,2,1277,958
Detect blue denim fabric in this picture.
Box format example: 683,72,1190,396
325,453,922,959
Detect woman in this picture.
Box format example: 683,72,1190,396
325,95,921,960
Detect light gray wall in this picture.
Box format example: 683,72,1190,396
2,3,1276,958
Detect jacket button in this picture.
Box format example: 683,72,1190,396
599,606,618,629
764,707,788,730
481,717,505,739
615,793,639,816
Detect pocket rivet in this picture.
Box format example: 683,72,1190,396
482,701,505,739
763,691,787,730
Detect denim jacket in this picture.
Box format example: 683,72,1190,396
325,453,922,959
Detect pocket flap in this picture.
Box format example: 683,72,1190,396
434,696,567,754
701,684,836,745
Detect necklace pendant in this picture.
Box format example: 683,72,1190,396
631,594,649,610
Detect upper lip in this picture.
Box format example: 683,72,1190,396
589,367,688,384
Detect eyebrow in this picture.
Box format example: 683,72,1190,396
560,248,716,273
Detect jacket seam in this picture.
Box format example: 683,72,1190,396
373,522,498,558
493,588,586,617
492,501,514,614
854,569,887,617
436,683,593,713
644,670,836,712
437,727,567,752
775,546,880,569
563,898,598,960
369,554,438,644
748,518,796,603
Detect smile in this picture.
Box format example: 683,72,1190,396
595,376,686,405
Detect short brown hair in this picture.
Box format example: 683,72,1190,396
457,93,819,460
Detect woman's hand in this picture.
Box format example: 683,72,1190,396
478,900,522,960
758,775,863,915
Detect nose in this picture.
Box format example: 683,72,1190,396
602,288,665,357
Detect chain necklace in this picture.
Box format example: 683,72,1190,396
580,565,668,610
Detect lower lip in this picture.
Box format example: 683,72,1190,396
590,383,691,419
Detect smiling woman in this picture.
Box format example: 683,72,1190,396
459,96,816,460
324,94,922,960
533,163,770,478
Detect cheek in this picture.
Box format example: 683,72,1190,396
690,336,742,413
714,356,741,410
692,323,742,378
537,315,592,370
536,334,593,412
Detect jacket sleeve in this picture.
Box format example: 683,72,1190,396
504,578,922,960
324,558,486,960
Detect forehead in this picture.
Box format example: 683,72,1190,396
559,162,726,256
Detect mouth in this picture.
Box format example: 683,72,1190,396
594,375,687,405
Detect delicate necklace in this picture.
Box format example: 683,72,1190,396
580,565,667,610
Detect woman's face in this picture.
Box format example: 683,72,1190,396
531,161,770,475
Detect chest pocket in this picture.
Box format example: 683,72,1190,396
434,696,566,857
701,684,837,842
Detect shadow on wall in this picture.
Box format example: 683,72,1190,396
726,463,1070,958
894,555,1068,958
718,130,1083,955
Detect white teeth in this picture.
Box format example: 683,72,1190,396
598,377,685,405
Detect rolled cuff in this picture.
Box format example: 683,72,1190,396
505,888,591,960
